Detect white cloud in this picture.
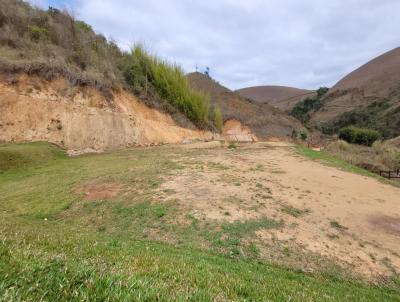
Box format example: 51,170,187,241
41,0,400,89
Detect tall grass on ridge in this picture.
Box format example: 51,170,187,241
121,45,211,128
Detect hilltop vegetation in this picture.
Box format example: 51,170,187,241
0,0,214,129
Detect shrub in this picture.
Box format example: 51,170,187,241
317,87,329,98
29,25,48,41
339,127,380,147
290,97,322,124
300,131,308,141
228,142,237,149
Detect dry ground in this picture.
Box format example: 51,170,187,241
157,142,400,278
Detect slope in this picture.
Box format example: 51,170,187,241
236,85,314,111
0,74,211,154
187,73,304,139
0,0,213,136
310,47,400,138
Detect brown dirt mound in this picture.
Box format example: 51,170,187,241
236,86,314,111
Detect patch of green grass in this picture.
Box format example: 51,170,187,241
0,142,66,172
221,218,283,240
1,229,398,301
228,142,237,149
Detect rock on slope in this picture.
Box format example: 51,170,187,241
187,72,304,140
0,75,211,154
236,86,314,111
310,47,400,138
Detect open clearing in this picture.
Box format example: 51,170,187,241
1,142,399,301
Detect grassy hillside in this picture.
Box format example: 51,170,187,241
0,0,212,129
187,72,305,138
307,48,400,138
1,142,399,301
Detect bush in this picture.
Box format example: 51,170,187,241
300,131,308,141
338,127,380,147
317,87,329,98
29,25,48,41
228,142,237,149
290,97,323,124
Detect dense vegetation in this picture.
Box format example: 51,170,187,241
320,101,400,139
290,87,328,124
120,46,211,127
339,127,380,147
1,142,399,301
0,0,215,129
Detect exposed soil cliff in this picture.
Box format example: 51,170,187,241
0,75,212,154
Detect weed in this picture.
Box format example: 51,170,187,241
281,205,310,218
228,142,237,149
330,220,348,230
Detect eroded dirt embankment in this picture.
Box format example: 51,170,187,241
0,75,214,154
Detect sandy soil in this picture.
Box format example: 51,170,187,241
160,143,400,278
0,75,212,153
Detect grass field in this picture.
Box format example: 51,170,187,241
1,142,399,301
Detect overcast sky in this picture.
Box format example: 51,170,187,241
29,0,400,90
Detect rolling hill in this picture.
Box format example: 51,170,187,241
294,47,400,138
236,86,314,111
187,73,305,139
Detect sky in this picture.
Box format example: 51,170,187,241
28,0,400,90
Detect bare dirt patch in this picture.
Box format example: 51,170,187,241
75,182,122,201
369,216,400,236
158,143,400,279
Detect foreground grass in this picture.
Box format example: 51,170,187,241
0,142,399,301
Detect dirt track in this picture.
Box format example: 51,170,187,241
160,142,400,278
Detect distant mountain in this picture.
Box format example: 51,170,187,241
309,47,400,138
236,86,314,111
186,72,304,139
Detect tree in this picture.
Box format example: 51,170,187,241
204,67,210,77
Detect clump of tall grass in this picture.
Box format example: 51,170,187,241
121,45,211,128
324,140,400,172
